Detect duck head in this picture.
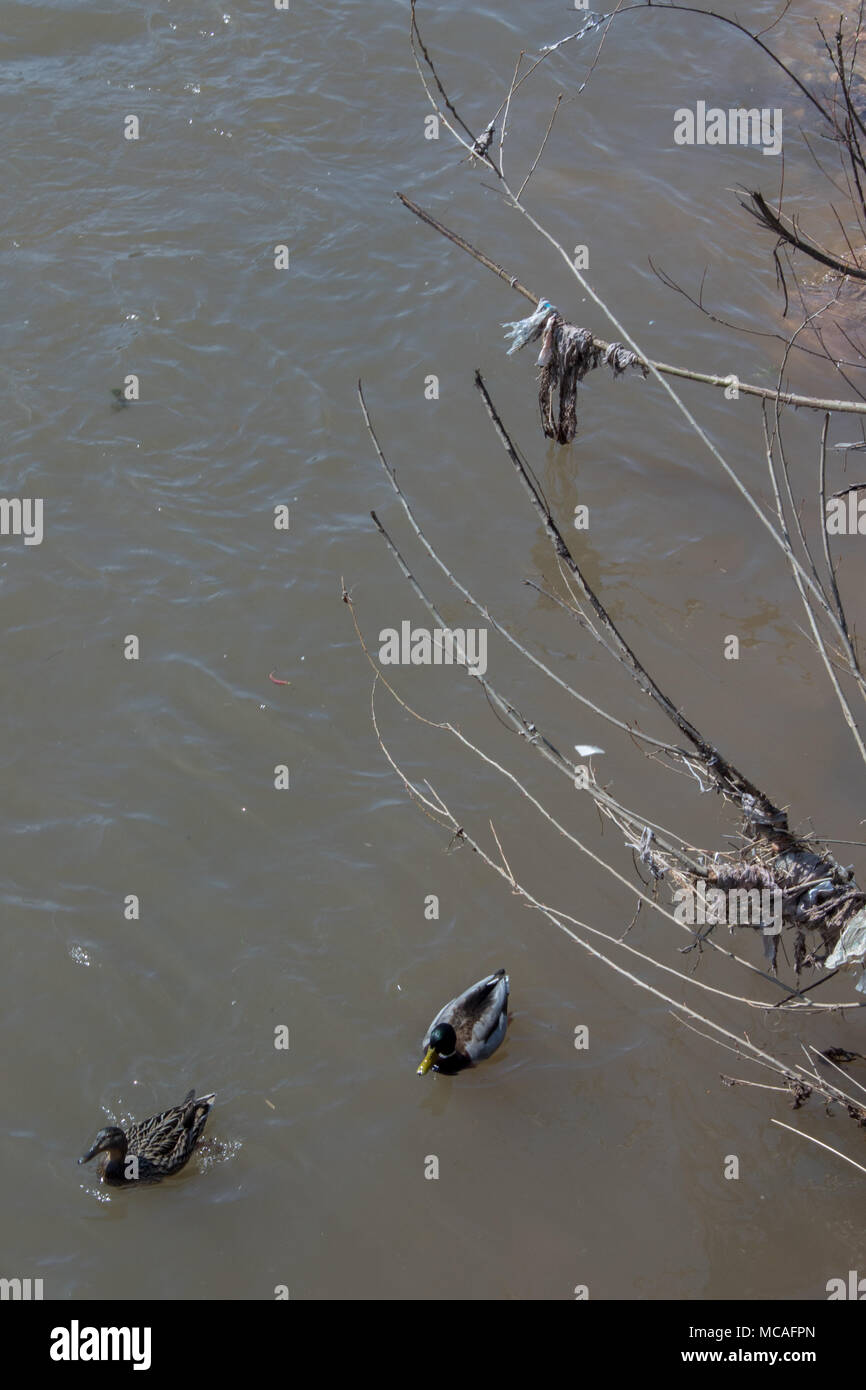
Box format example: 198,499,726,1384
417,1022,458,1075
79,1126,127,1168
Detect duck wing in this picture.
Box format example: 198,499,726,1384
456,969,508,1056
127,1091,215,1171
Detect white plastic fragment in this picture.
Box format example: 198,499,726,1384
826,908,866,993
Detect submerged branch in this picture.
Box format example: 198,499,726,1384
740,189,866,281
473,369,792,835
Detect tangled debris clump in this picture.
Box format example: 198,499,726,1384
650,814,865,980
504,300,647,442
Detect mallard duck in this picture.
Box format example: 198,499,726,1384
417,969,509,1075
79,1089,215,1185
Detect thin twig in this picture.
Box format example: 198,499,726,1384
771,1119,866,1175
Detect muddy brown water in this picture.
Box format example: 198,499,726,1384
2,0,866,1300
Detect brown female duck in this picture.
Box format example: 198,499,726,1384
79,1089,215,1185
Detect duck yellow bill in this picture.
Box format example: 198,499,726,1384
417,1047,437,1075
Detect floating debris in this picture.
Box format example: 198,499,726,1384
470,120,495,161
820,1046,866,1066
504,299,647,443
539,15,602,54
503,299,555,355
740,792,788,828
826,907,866,993
669,840,866,977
